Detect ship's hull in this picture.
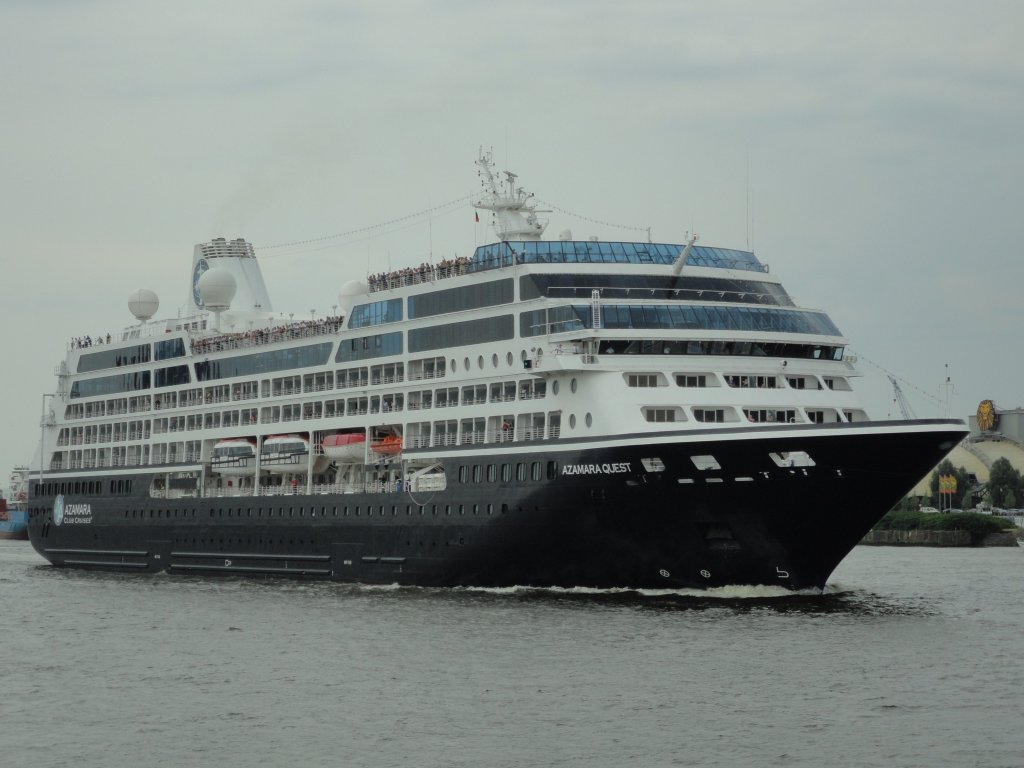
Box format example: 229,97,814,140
27,421,965,590
0,510,29,540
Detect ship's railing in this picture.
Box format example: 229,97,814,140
150,489,200,500
190,316,344,356
406,370,446,382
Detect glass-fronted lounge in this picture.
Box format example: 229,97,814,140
469,241,766,274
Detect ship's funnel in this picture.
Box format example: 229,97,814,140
187,237,273,318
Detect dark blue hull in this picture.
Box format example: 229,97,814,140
26,421,965,590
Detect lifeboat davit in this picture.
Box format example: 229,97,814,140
372,436,403,456
211,438,257,475
321,433,367,462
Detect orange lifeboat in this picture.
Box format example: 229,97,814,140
321,433,367,462
372,436,403,456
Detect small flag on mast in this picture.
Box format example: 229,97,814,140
475,212,480,222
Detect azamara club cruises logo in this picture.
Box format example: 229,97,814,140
53,494,65,526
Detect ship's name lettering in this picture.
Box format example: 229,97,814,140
561,462,631,476
63,503,93,523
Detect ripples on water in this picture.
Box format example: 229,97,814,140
3,542,1021,768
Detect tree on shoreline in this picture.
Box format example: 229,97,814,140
987,457,1023,509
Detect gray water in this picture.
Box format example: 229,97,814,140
1,541,1022,768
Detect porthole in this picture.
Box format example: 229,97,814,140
585,412,593,427
506,352,513,366
552,380,560,395
464,356,470,370
520,349,528,360
569,414,577,428
451,358,457,372
492,353,499,368
478,355,484,369
571,378,578,393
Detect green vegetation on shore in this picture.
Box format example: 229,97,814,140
874,510,1017,545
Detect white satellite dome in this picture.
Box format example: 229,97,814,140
337,279,368,317
128,289,159,322
198,268,237,311
340,279,369,297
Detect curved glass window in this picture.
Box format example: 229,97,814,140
349,298,403,329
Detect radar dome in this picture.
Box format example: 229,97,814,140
128,289,159,322
198,268,237,311
337,279,368,317
340,279,369,297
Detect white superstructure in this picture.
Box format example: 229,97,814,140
43,158,870,500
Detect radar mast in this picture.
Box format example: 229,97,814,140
473,148,548,241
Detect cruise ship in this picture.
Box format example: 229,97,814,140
26,152,967,589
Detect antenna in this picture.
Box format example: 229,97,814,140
942,363,956,418
746,148,750,250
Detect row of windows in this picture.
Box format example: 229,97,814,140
520,274,793,306
627,374,660,387
457,461,558,484
123,503,502,520
335,332,403,362
725,375,778,389
77,344,151,373
33,479,132,496
597,339,845,361
408,278,514,319
522,304,842,337
70,372,151,399
408,315,514,353
473,241,766,273
196,342,333,381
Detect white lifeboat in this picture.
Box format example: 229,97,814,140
260,434,326,474
321,433,367,463
211,438,256,475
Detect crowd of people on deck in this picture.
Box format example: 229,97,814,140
368,255,475,292
190,315,344,355
71,334,112,349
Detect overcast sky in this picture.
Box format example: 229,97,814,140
2,1,1022,478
